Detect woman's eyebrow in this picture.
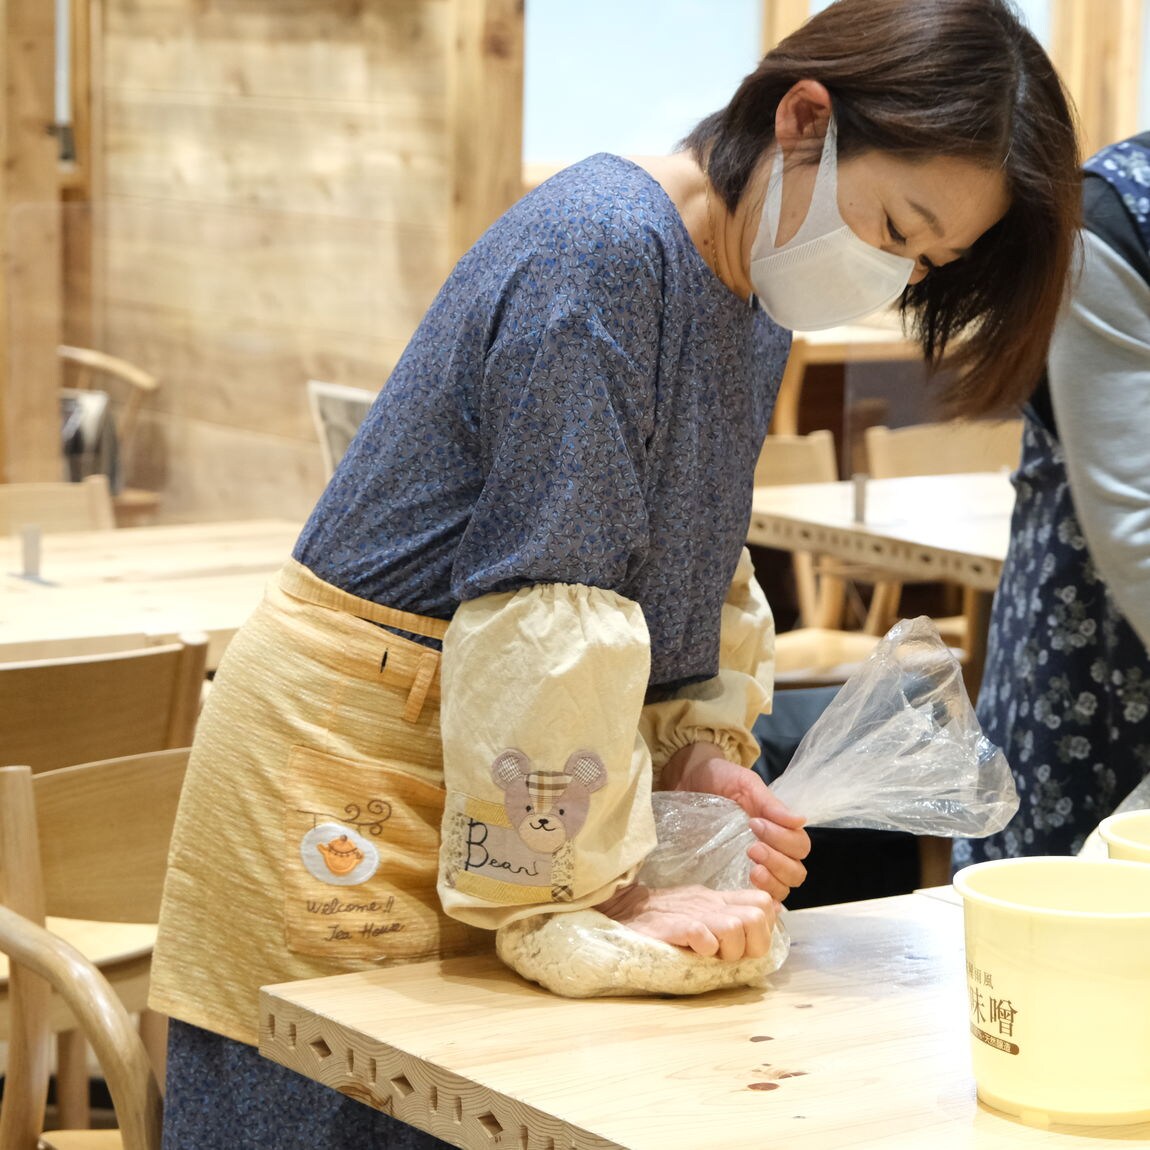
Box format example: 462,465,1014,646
906,198,944,237
906,198,971,258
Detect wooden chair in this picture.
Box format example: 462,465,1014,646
861,419,1023,639
864,419,1024,480
306,379,376,479
0,632,157,664
0,908,162,1150
755,431,883,686
0,633,206,775
0,753,179,1149
0,475,115,535
0,636,206,1127
58,345,162,528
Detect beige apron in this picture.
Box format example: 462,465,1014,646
150,560,489,1047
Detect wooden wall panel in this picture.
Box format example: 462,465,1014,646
1052,0,1144,159
0,0,63,481
103,94,450,219
448,0,524,263
761,0,809,53
92,0,482,522
98,204,443,349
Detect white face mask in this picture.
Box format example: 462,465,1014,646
749,116,916,331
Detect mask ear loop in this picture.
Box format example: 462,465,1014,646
777,115,843,250
764,142,786,248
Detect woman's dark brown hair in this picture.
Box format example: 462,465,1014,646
683,0,1081,417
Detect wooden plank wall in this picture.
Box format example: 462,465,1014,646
1052,0,1144,159
0,0,63,482
88,0,521,522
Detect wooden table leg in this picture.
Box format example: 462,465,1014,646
960,588,993,703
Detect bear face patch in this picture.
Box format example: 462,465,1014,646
442,749,608,906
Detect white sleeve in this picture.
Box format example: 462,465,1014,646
1048,230,1150,647
437,583,657,930
638,548,776,779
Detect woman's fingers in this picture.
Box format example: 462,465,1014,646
751,788,808,829
604,884,778,960
750,816,812,861
747,832,809,901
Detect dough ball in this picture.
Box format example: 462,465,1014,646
496,908,790,998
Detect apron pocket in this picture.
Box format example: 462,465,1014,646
284,744,475,962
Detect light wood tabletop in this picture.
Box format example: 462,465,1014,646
748,471,1012,591
0,519,299,668
259,889,1148,1149
748,470,1013,692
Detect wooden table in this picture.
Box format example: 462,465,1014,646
0,519,299,668
748,471,1013,691
259,890,1149,1148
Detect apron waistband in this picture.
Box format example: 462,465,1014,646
277,558,450,643
277,560,446,723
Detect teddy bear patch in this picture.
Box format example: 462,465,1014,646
443,748,608,905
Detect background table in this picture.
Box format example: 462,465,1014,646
259,891,1148,1149
748,471,1013,692
0,519,299,668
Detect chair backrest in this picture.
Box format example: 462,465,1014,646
306,379,377,479
755,428,838,487
0,632,158,664
0,754,178,1150
0,474,116,534
0,750,189,924
58,344,159,460
864,419,1023,479
0,633,207,774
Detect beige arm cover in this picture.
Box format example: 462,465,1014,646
437,583,658,930
639,548,775,781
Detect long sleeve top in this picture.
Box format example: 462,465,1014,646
295,152,790,691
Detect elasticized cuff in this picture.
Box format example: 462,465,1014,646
640,667,769,783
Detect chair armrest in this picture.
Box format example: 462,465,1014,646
0,906,162,1150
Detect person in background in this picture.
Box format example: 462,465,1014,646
956,133,1150,868
150,2,1080,1146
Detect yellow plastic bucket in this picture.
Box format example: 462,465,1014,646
953,856,1150,1125
1098,809,1150,863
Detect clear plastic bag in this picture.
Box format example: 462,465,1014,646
497,617,1015,997
637,791,759,890
769,616,1018,837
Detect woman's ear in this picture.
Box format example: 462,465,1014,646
774,79,833,151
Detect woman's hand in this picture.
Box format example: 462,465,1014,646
594,882,778,960
661,742,811,902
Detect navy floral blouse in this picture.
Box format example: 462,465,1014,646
295,153,791,691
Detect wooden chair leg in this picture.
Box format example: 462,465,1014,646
138,1009,169,1089
55,1029,91,1129
960,587,993,702
813,566,848,630
792,552,820,629
917,836,953,889
863,579,902,636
